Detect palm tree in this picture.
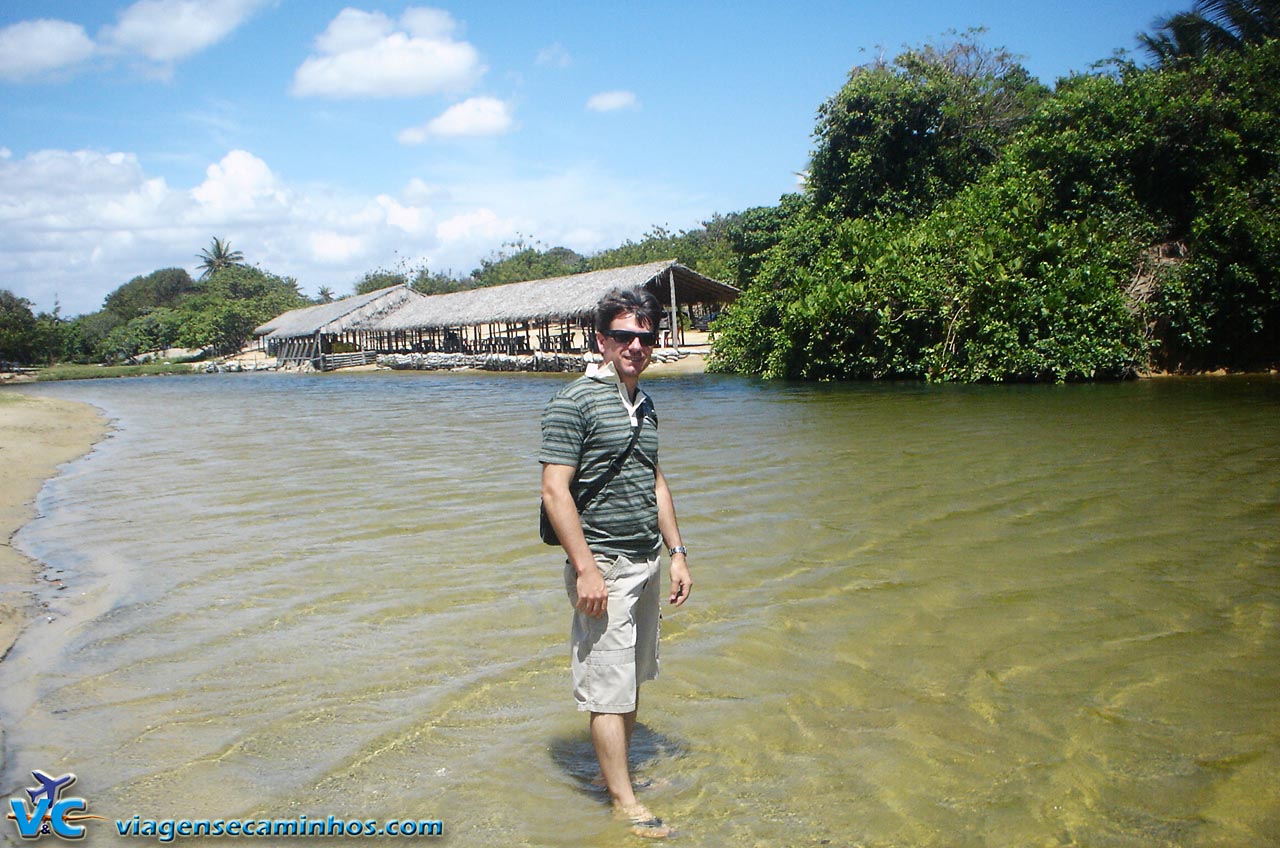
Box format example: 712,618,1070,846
196,237,245,280
316,286,335,304
1141,0,1279,65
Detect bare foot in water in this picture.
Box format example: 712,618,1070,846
614,803,671,839
591,774,670,792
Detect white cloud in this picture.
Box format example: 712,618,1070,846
436,208,506,244
400,7,459,40
0,19,96,81
402,178,445,204
293,7,484,99
375,195,433,236
311,8,391,55
0,146,710,316
309,231,366,264
397,97,514,143
586,90,639,112
190,149,287,216
535,43,571,68
100,0,268,63
0,149,190,313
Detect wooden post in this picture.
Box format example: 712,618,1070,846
668,267,680,354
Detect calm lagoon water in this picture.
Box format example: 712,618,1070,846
2,371,1278,847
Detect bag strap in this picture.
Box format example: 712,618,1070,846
573,399,648,512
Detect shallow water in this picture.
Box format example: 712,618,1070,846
2,372,1278,847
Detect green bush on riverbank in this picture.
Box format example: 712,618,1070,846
711,33,1280,381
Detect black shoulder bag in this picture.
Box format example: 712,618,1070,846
540,405,647,546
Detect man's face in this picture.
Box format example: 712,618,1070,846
596,311,654,384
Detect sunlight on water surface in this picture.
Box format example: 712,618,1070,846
2,372,1278,847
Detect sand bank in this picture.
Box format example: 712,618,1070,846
0,393,107,664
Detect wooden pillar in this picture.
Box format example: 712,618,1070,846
668,267,680,354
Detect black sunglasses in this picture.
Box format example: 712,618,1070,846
602,329,658,347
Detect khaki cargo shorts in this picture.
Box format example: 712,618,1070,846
564,552,662,713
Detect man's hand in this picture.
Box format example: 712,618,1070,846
576,564,609,618
669,556,692,606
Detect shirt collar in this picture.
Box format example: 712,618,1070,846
586,360,647,422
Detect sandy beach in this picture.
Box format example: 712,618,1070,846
0,393,107,667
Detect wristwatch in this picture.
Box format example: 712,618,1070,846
668,545,688,557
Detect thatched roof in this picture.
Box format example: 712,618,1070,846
255,285,427,340
370,260,738,332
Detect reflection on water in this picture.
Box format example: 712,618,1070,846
2,372,1278,847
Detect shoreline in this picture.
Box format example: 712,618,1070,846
0,393,108,671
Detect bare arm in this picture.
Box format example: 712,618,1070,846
542,462,608,618
655,464,692,606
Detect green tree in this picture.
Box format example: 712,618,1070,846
720,196,807,289
355,269,408,295
1020,42,1280,370
584,220,741,284
96,307,186,362
178,265,305,355
103,267,197,321
0,289,39,364
1140,0,1279,65
471,238,586,286
316,286,335,303
196,237,245,281
64,310,124,363
31,300,70,366
714,39,1280,380
410,267,470,295
807,31,1048,220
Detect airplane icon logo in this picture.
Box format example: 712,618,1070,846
7,770,102,840
26,772,75,806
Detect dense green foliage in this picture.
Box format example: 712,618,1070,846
470,240,586,286
355,261,476,296
425,224,746,291
102,268,197,322
1,244,308,366
711,30,1280,380
1140,0,1278,65
808,33,1048,220
0,290,43,364
172,265,305,355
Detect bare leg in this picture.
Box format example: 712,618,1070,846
591,703,669,837
590,711,638,809
624,691,639,750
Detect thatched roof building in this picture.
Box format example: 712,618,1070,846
254,260,739,366
255,284,425,340
254,284,426,367
372,260,736,332
368,260,738,355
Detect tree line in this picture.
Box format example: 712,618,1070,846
3,1,1275,378
0,241,306,366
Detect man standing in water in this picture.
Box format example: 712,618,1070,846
540,287,693,839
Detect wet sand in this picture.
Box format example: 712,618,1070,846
0,393,107,667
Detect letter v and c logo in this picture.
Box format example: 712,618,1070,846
9,796,91,840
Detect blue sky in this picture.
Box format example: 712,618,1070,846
2,0,1180,316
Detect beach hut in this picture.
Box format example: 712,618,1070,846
366,260,739,355
254,285,427,369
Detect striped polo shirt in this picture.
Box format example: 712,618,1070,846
540,366,660,558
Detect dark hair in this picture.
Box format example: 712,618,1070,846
595,287,663,334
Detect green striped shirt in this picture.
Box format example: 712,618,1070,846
540,373,660,558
